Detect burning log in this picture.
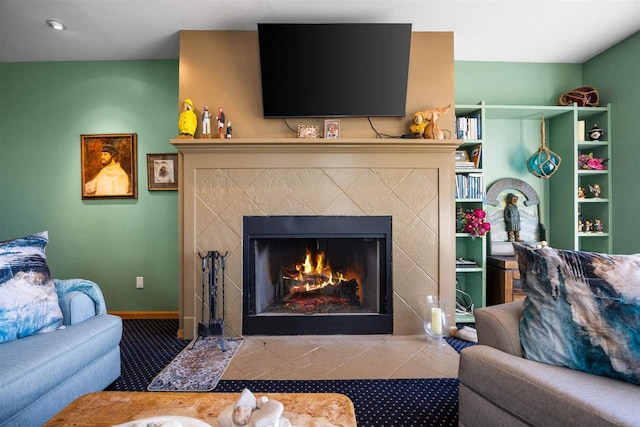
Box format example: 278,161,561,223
283,278,359,303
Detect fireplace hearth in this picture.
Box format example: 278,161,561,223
243,216,392,335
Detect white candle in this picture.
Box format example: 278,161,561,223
431,307,443,335
577,121,585,142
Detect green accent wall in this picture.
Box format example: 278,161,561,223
1,33,638,311
0,60,180,311
455,61,582,105
583,32,640,254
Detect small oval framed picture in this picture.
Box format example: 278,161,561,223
324,119,340,138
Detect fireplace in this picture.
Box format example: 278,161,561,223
172,138,458,339
243,216,392,335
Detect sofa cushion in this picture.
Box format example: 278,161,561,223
0,231,62,343
459,345,640,427
513,243,640,385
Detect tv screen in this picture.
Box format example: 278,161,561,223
258,23,412,118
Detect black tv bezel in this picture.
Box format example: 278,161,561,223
257,23,412,119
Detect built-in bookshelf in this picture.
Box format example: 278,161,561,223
455,104,486,323
454,101,612,322
549,104,612,254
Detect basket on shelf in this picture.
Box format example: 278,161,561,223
558,86,600,107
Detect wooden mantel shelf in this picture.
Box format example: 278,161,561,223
171,138,460,154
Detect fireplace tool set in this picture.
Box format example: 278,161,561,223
195,250,228,351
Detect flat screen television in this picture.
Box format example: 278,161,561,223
257,23,412,118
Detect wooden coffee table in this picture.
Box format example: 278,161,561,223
44,391,357,426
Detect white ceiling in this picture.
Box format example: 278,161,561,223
1,0,638,63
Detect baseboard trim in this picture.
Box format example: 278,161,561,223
110,311,179,319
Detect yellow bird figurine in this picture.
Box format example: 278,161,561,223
178,98,197,137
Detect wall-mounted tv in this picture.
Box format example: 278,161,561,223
257,23,412,118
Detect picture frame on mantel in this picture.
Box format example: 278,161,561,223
81,133,137,199
324,119,340,138
147,153,178,191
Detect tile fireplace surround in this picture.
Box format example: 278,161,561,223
172,138,458,340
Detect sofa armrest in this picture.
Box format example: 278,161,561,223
475,301,523,357
58,291,97,325
54,278,107,315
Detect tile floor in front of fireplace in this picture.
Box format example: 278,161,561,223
221,335,459,381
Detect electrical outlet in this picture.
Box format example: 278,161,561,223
136,276,144,289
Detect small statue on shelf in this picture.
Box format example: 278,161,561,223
593,219,604,232
589,183,601,198
410,104,451,139
504,193,523,242
201,105,212,138
410,111,427,138
588,124,605,141
178,98,197,138
578,186,585,198
582,219,592,232
578,219,583,233
216,106,226,138
226,121,232,139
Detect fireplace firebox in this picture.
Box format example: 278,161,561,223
243,216,392,335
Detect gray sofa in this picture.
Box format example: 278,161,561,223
0,279,122,427
459,301,640,427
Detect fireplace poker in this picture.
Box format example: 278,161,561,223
193,251,210,349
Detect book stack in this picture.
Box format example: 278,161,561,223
455,161,476,169
455,173,484,199
456,115,482,140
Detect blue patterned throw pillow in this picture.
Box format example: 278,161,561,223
514,243,640,385
0,231,63,343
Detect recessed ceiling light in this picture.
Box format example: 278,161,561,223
46,19,67,31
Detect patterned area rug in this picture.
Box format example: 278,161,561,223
147,337,243,391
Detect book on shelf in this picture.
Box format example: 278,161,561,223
455,172,484,199
456,115,482,140
456,258,478,268
456,161,476,169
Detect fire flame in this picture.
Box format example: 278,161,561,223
284,249,353,294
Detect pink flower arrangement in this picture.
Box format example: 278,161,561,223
578,153,607,170
457,207,491,238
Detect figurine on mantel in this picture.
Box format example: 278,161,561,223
217,106,226,139
218,389,290,427
226,121,232,138
410,104,451,139
178,98,197,138
201,105,213,138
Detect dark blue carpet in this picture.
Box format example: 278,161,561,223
214,378,459,426
444,336,476,354
107,319,461,426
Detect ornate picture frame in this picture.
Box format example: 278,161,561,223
147,153,179,191
81,133,137,199
297,125,320,139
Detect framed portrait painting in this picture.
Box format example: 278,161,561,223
147,153,178,191
81,133,137,199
